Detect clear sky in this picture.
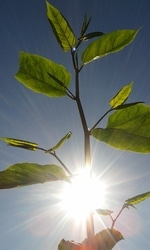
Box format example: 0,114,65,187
0,0,150,249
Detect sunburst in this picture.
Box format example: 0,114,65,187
60,168,107,222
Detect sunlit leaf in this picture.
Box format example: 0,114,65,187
82,28,140,64
58,239,81,250
0,137,38,151
58,229,123,250
82,229,123,249
46,132,72,153
109,82,133,108
0,163,69,189
125,191,150,207
15,52,71,97
46,1,77,51
91,103,150,153
96,209,113,216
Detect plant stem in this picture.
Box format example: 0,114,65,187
76,98,95,240
37,146,73,177
86,213,95,242
72,50,95,240
74,60,91,167
51,151,73,177
111,205,125,229
76,96,91,166
90,108,113,132
76,91,94,240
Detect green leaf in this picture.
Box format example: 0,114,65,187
46,1,77,51
0,163,69,189
79,32,104,41
91,103,150,153
46,131,72,153
0,137,38,151
96,209,113,216
80,14,91,37
109,82,133,108
82,28,140,64
125,191,150,207
15,52,71,97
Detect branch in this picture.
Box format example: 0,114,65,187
36,146,73,177
111,205,125,229
47,72,75,100
50,151,73,177
90,108,113,132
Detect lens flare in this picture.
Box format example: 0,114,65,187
60,169,106,221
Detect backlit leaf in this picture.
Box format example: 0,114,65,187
96,209,113,216
125,191,150,206
46,131,72,153
83,229,123,249
0,163,69,189
58,229,123,250
58,239,81,250
0,137,38,151
15,52,71,97
91,103,150,153
46,1,77,51
109,82,133,108
82,29,140,64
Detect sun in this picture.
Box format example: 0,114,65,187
60,169,107,221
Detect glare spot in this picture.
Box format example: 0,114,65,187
60,169,107,222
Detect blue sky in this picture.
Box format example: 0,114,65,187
0,0,150,249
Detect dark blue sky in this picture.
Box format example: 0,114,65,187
0,1,150,250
